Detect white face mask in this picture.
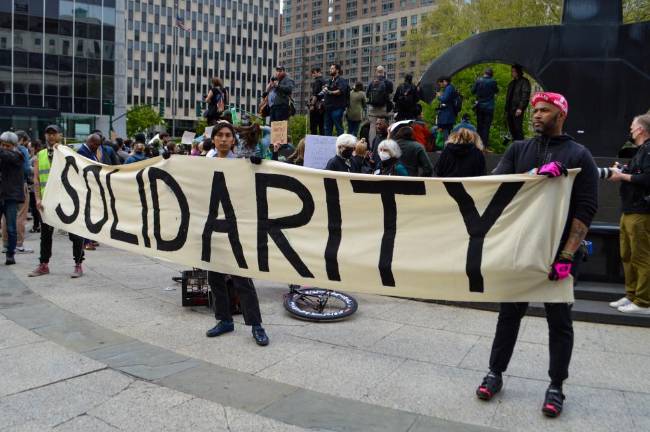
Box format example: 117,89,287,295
379,151,391,161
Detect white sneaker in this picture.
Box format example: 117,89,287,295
15,246,34,254
609,297,632,308
1,246,6,253
618,303,650,314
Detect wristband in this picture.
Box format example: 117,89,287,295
559,250,574,261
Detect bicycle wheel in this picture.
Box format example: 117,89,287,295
284,288,358,322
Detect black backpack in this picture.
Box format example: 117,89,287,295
452,90,463,115
395,84,418,111
368,79,389,107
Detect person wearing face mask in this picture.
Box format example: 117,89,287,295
204,122,269,346
325,134,359,172
374,139,408,176
606,113,650,315
388,120,434,177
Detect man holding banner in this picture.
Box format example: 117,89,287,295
476,93,599,418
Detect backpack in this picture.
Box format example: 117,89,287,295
452,90,463,115
395,84,418,111
368,79,389,107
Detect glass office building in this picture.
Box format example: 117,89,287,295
0,0,119,139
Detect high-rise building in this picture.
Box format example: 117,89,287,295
0,0,127,139
126,0,280,134
279,0,438,112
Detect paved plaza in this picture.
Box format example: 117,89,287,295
1,232,649,431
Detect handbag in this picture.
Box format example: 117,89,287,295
258,95,270,117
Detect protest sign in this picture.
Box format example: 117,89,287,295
204,126,214,138
181,131,196,145
41,146,578,303
270,121,288,144
303,135,337,169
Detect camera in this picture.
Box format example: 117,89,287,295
597,167,615,179
598,163,628,179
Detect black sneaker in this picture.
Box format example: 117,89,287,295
205,320,234,338
542,385,565,418
476,372,503,401
5,255,16,265
252,325,269,346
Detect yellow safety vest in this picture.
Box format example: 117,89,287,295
37,149,51,198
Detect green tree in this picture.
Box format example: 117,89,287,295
126,104,166,137
406,0,648,152
289,114,308,145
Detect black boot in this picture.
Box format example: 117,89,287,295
542,385,565,418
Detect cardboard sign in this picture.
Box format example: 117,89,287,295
110,130,118,142
181,131,196,145
42,145,579,303
303,135,337,169
270,121,288,144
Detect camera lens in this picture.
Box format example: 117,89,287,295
597,167,612,179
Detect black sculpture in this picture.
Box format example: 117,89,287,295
419,0,650,156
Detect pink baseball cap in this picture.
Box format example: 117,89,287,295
531,92,569,115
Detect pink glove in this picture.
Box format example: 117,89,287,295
548,260,572,281
538,161,568,177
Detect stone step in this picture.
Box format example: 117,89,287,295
428,298,650,328
574,281,625,302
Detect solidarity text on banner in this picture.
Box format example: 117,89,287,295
41,146,578,302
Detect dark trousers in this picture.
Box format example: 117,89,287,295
309,109,325,135
270,104,290,122
29,190,41,230
0,199,18,257
207,271,262,326
476,108,494,147
39,222,84,264
489,302,573,385
506,111,525,141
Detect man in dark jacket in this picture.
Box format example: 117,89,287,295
471,68,499,148
323,63,350,137
607,113,650,315
388,121,433,177
436,76,458,141
393,74,421,122
477,92,598,419
309,67,327,135
367,66,394,144
505,64,531,141
0,131,26,265
266,66,295,122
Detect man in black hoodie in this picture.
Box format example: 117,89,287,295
476,92,598,418
0,131,26,265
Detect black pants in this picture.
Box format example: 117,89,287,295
309,109,324,135
506,111,525,141
29,190,41,229
489,302,574,385
207,271,262,326
270,104,290,122
39,222,84,264
476,108,494,147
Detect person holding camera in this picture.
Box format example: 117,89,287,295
477,92,598,418
323,63,350,137
309,67,327,135
607,113,650,315
266,66,294,122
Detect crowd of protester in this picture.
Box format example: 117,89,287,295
2,61,649,422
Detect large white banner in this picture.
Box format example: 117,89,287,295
42,146,577,302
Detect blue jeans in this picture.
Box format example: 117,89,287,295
347,119,360,137
324,108,345,136
0,200,18,257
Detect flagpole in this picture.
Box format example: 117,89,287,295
172,3,178,138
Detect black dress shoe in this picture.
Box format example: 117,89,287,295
252,325,269,346
205,320,234,338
